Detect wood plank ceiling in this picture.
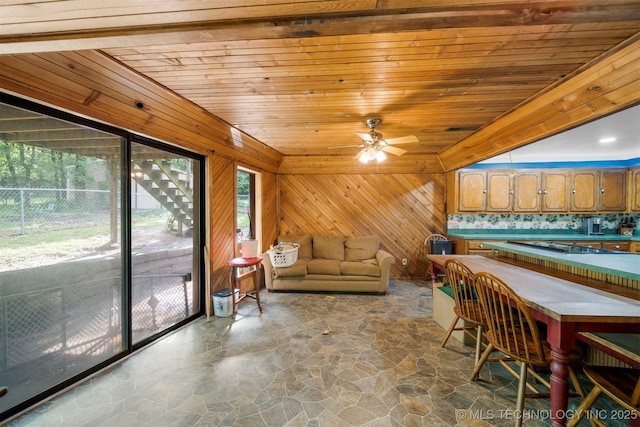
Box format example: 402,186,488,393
1,1,639,173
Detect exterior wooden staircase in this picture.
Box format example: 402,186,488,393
131,160,193,231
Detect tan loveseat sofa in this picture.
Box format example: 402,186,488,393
262,234,395,294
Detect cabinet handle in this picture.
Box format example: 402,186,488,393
510,190,514,194
600,188,605,193
615,245,620,249
537,189,542,194
542,189,548,195
483,189,487,194
572,189,576,194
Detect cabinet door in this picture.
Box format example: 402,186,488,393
570,170,597,212
599,169,626,211
633,168,640,212
486,172,513,211
541,171,569,212
514,171,541,212
458,171,486,212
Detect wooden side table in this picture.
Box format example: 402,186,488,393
226,256,263,316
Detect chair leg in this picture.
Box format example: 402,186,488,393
567,367,600,427
566,386,603,427
474,325,483,365
568,367,586,400
470,343,494,380
441,315,460,347
515,362,528,427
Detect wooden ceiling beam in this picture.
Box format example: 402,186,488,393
2,1,639,54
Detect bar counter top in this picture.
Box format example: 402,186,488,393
484,241,640,282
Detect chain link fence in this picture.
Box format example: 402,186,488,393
0,187,160,238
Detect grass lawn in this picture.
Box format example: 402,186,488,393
0,211,172,272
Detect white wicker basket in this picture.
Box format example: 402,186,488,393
267,243,299,267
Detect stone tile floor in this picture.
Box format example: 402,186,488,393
7,280,620,426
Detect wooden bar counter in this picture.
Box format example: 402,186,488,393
427,254,640,427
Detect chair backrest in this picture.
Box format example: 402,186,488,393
444,259,483,324
424,234,448,254
632,373,640,408
473,271,547,365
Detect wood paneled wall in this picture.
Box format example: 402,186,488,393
277,173,447,278
260,171,278,252
208,155,236,294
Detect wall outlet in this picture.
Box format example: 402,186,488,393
402,258,408,266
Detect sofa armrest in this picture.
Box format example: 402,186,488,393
376,249,395,285
261,253,274,290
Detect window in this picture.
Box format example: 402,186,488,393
236,169,255,241
236,167,261,257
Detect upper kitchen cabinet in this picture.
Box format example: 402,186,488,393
570,169,627,212
514,170,569,212
487,172,514,212
599,169,627,211
450,168,630,214
631,167,640,212
457,171,486,211
456,170,513,212
570,170,598,211
514,171,541,212
541,171,570,212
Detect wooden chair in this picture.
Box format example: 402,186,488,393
424,233,448,253
470,272,586,427
567,367,639,427
440,258,485,364
424,233,448,281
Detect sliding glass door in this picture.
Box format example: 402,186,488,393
0,98,203,421
0,103,126,416
130,141,201,344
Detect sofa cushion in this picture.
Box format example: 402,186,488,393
307,259,341,275
312,235,345,260
278,234,312,259
273,258,309,277
345,235,380,262
340,260,381,277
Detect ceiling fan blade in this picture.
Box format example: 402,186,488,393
381,145,407,156
355,132,375,143
329,144,364,149
384,135,418,145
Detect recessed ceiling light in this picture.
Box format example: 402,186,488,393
599,137,617,143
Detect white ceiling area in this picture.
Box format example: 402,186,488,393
480,104,640,164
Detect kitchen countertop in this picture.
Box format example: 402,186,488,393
483,241,640,281
447,229,639,241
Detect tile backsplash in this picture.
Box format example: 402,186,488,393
447,213,639,231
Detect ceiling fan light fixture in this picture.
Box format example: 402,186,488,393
358,151,370,163
375,150,387,162
366,147,377,160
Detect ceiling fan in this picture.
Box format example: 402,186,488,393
330,118,419,163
